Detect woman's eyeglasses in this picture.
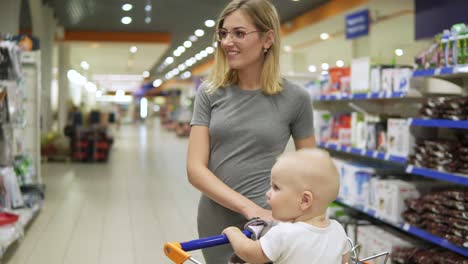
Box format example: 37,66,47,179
216,29,263,42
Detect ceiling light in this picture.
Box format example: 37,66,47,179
320,32,329,40
165,73,172,79
395,49,404,56
189,35,198,42
122,4,132,11
145,5,152,12
165,57,174,64
153,79,162,87
205,19,216,28
130,46,138,53
321,63,329,70
200,50,208,57
173,69,180,75
195,54,203,60
145,17,151,24
182,71,191,79
143,71,150,78
173,50,181,57
178,46,186,53
195,29,205,37
80,61,90,70
336,60,345,67
121,16,132,25
284,45,292,52
184,41,192,48
308,65,317,73
178,64,186,71
206,47,215,54
213,42,218,48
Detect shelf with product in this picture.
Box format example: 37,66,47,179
0,35,44,258
314,24,468,261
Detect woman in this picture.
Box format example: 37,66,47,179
187,0,315,262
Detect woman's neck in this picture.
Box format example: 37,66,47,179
237,62,263,90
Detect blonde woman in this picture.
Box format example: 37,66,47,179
187,0,315,262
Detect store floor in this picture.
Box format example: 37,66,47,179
5,119,204,264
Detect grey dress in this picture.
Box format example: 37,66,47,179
190,80,314,263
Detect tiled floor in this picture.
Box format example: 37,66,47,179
4,119,204,264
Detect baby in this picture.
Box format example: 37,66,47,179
223,148,350,264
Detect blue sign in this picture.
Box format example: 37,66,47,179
346,9,370,39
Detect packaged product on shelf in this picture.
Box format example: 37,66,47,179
0,167,24,209
333,158,375,205
387,118,414,157
313,111,332,142
326,67,351,95
330,114,351,144
356,226,415,264
392,68,412,93
381,68,394,93
392,247,468,264
351,112,366,149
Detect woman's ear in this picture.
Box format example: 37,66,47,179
263,30,274,50
300,190,314,211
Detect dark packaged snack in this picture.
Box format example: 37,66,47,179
448,227,468,239
443,191,468,202
443,233,468,248
422,203,450,215
402,210,424,226
447,209,468,221
412,249,437,264
423,220,449,235
391,248,423,263
405,198,425,213
449,217,468,231
435,251,468,264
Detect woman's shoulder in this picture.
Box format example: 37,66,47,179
279,79,310,100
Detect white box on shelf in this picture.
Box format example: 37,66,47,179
370,67,381,93
350,57,370,94
387,118,413,157
381,68,394,92
393,68,412,93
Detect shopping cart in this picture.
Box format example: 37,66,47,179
164,230,390,264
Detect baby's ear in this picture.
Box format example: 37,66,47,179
300,191,314,210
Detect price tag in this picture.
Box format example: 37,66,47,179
434,68,441,76
406,165,414,173
373,151,379,158
384,153,390,160
346,146,352,152
402,223,410,231
361,149,366,155
385,91,392,98
366,93,372,99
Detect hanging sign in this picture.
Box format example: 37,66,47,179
346,9,370,39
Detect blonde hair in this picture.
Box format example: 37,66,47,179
204,0,283,95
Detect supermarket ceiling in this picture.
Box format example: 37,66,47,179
20,0,328,78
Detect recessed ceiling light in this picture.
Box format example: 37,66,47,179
145,17,151,24
121,16,132,25
184,41,192,48
395,49,404,56
189,35,198,42
320,32,329,40
206,47,215,54
177,46,186,53
178,64,186,71
205,20,215,28
145,5,152,12
143,71,150,78
321,63,329,70
153,79,162,87
122,4,132,11
336,60,345,67
130,46,138,53
200,50,208,57
165,57,174,64
195,29,205,37
195,54,203,60
173,50,181,57
284,45,292,52
308,65,317,73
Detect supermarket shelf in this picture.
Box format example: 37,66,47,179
335,198,468,257
412,65,468,78
319,141,468,186
318,142,407,164
314,91,407,101
406,166,468,186
409,118,468,129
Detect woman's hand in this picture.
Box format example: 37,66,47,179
244,206,273,222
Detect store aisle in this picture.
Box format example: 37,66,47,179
5,119,204,264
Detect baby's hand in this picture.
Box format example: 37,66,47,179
223,226,241,236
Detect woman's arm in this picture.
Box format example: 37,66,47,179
187,126,272,220
293,135,316,150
